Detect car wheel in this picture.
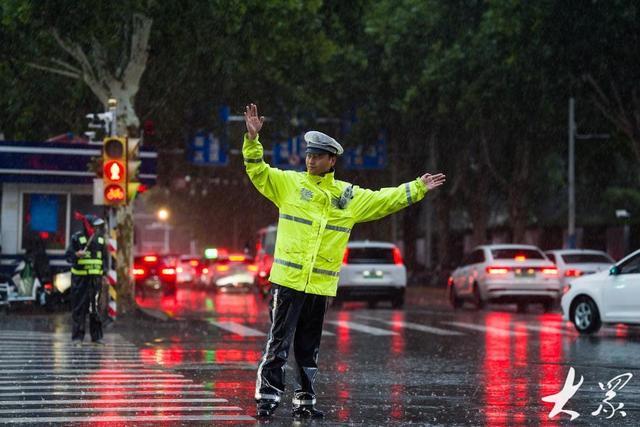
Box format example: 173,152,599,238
448,286,463,310
571,296,601,334
516,302,527,313
472,284,484,310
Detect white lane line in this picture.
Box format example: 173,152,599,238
0,406,241,414
0,398,227,405
1,415,255,423
0,384,205,391
0,369,178,374
0,364,147,368
208,320,265,337
0,391,215,397
321,330,335,336
385,320,465,336
0,379,193,384
442,321,527,337
325,321,398,336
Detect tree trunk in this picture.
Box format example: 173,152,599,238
469,169,489,247
115,204,135,315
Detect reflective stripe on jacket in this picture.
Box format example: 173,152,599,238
243,134,428,296
71,235,105,276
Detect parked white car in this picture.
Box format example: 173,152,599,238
562,248,640,334
544,249,614,288
337,241,406,308
448,244,561,312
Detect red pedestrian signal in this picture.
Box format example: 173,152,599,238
102,137,127,206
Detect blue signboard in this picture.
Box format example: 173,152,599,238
273,135,307,170
30,194,58,232
344,132,387,170
188,132,228,166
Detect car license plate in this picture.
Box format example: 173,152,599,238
515,268,535,278
363,270,384,279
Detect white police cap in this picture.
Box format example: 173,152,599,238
304,131,344,156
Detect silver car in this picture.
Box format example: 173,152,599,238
448,244,561,313
544,249,614,289
337,241,407,308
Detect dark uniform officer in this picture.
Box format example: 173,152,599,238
65,215,107,346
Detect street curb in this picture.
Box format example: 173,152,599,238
136,307,170,322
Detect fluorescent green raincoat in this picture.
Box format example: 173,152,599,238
243,134,428,296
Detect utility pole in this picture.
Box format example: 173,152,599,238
567,98,609,249
568,98,576,248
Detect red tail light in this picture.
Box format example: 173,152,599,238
342,248,350,265
486,266,510,275
392,247,403,265
447,276,454,286
133,266,146,278
541,266,558,276
160,267,177,281
564,269,582,277
143,255,158,263
189,260,199,267
44,282,54,291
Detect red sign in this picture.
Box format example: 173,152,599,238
104,184,126,202
104,160,125,182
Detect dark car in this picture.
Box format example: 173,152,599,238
133,254,178,297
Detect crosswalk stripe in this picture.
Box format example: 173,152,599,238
0,405,241,415
0,364,148,368
1,415,256,423
0,391,215,397
326,320,397,336
385,320,465,336
0,372,182,377
442,321,527,337
321,330,335,336
0,379,193,384
0,384,205,391
0,398,227,405
208,320,265,337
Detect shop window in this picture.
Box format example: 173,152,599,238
22,193,68,251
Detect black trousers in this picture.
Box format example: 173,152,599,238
70,276,103,342
255,284,329,406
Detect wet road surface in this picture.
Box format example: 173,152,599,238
1,286,640,425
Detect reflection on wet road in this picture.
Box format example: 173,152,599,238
2,287,640,425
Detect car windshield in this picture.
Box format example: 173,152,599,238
347,247,394,264
561,254,613,264
490,249,545,260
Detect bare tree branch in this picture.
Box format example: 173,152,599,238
26,62,80,79
50,58,81,74
122,13,153,86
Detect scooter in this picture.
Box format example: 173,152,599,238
0,259,54,311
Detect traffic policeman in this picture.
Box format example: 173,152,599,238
65,214,107,346
243,103,446,419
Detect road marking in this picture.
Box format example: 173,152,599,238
386,320,465,336
0,371,182,377
322,330,335,336
0,363,148,368
1,415,255,423
0,390,215,397
0,405,241,414
325,320,398,336
0,398,227,406
0,384,205,391
442,321,527,337
208,320,265,337
0,379,193,384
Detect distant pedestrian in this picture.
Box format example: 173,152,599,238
243,103,446,419
65,213,107,347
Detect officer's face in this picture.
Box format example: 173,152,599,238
306,153,336,176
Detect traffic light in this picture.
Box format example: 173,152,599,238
102,136,127,206
126,138,142,203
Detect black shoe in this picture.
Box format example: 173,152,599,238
256,400,279,418
292,405,324,419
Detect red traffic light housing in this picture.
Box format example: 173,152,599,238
102,137,127,206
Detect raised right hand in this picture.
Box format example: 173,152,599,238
244,103,265,140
